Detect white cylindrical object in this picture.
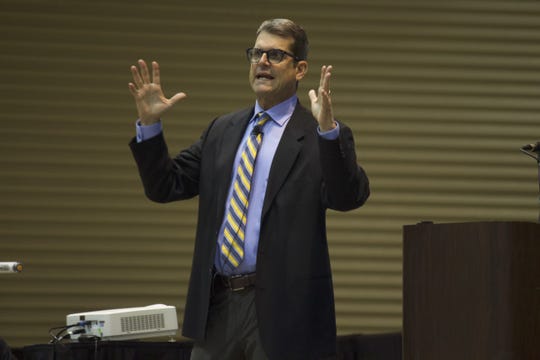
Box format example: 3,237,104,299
0,262,23,273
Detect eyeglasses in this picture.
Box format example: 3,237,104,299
246,47,301,64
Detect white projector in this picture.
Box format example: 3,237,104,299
66,304,178,341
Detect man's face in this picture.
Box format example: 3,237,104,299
249,31,308,109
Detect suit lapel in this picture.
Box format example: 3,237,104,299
261,104,309,220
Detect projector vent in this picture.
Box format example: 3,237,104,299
121,313,165,332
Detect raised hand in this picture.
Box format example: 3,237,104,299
308,65,336,131
128,59,187,125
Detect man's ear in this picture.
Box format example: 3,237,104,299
296,60,308,81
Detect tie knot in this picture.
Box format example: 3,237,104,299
252,112,270,135
256,112,270,127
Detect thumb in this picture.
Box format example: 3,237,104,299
169,92,188,105
308,89,317,103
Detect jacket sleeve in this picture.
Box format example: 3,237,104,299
129,130,205,203
319,122,370,211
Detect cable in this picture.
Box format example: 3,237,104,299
48,321,92,344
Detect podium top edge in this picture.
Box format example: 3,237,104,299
403,220,539,229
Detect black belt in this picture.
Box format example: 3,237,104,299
213,272,256,293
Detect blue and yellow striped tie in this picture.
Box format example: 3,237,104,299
221,113,270,269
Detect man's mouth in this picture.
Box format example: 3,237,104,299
256,73,274,80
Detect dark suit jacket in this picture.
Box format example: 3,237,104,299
130,102,370,360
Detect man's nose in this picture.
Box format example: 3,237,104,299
257,52,271,64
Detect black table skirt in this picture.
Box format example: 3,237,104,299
14,333,402,360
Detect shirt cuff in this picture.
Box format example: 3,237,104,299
318,122,340,140
136,120,162,143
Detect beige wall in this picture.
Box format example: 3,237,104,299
1,0,539,348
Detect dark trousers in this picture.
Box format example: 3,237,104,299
190,287,269,360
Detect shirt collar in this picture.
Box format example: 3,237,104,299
253,95,298,127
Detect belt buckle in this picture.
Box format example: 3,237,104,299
229,274,245,292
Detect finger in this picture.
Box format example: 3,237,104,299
318,65,326,90
130,65,144,88
128,82,138,96
321,65,332,93
152,61,161,86
138,59,151,84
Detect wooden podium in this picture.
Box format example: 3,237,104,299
403,221,540,359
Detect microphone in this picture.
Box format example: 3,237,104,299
521,142,540,153
0,262,23,274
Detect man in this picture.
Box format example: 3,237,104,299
129,19,369,360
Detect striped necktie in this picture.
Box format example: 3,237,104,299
221,113,270,269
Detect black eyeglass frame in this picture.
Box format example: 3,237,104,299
246,47,302,64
